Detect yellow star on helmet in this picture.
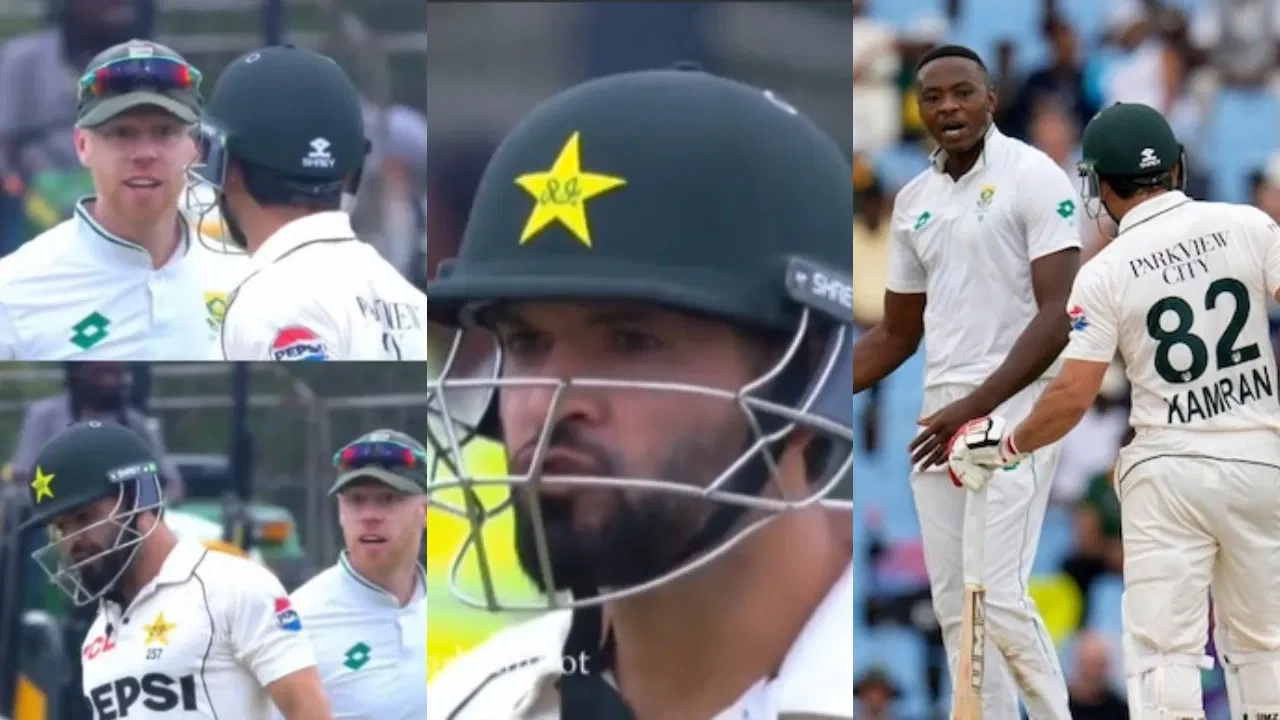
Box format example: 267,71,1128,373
31,466,54,503
514,131,626,248
143,612,176,646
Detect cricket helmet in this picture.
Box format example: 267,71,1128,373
426,64,854,612
187,45,369,219
22,421,165,606
1077,102,1185,218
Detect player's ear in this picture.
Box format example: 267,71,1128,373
74,127,90,168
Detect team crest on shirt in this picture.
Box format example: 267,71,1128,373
274,597,302,631
204,292,228,332
1068,305,1089,332
977,185,996,209
270,326,329,361
976,185,997,221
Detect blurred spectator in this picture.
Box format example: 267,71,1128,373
1005,14,1099,141
992,39,1021,127
854,667,902,719
9,362,183,499
1028,99,1080,173
0,0,155,256
1067,631,1129,719
1190,0,1280,88
853,0,902,152
1060,458,1127,624
854,173,890,451
895,13,950,146
1249,156,1280,221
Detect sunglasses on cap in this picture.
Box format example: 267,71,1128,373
79,56,202,102
332,440,426,474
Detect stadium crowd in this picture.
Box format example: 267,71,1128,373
853,0,1280,716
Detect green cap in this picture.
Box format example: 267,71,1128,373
76,40,202,128
23,421,160,527
329,430,427,496
428,65,853,333
1081,103,1180,178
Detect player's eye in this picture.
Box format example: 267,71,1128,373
610,329,661,354
500,329,546,359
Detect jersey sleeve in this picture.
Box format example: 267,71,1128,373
220,282,344,361
1248,207,1280,299
225,560,318,686
1061,263,1119,363
1017,157,1084,261
0,299,17,360
883,196,928,294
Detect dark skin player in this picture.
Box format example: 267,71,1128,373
852,52,1079,469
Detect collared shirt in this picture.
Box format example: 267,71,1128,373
218,212,429,361
280,552,426,720
1063,191,1280,466
885,125,1083,389
427,561,854,720
0,197,249,360
80,539,317,719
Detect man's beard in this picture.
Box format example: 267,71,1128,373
219,194,251,250
73,542,134,600
511,425,725,596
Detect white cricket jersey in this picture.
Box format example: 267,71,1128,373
427,561,853,720
886,126,1083,389
278,553,426,720
218,211,428,361
1063,191,1280,466
0,198,248,360
79,539,317,719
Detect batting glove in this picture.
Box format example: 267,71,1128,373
946,416,1026,491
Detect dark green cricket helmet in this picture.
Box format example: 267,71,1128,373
428,65,853,332
23,421,166,606
426,65,854,614
190,45,368,199
1078,102,1185,215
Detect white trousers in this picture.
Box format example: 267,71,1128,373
910,382,1071,719
1118,449,1280,714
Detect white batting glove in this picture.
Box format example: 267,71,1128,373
946,416,1026,491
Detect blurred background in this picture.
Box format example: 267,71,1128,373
0,361,428,720
425,0,851,680
852,0,1276,716
0,0,429,292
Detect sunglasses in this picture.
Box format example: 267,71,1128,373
333,440,426,474
79,56,202,101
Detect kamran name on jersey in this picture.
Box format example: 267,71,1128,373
1166,365,1275,424
88,673,199,717
1129,230,1229,285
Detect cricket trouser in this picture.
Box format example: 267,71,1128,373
910,382,1071,720
1116,435,1280,719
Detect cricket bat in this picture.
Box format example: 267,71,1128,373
953,486,988,720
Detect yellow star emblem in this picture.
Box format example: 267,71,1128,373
31,466,54,503
514,131,626,248
143,612,176,646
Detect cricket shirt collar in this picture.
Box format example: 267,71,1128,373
251,210,355,268
75,196,192,269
